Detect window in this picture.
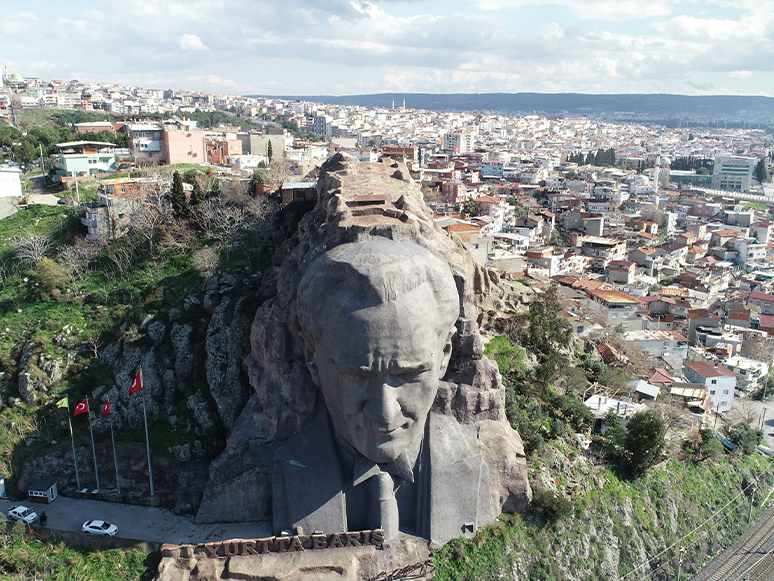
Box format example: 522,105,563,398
711,379,717,384
710,390,716,395
723,390,729,395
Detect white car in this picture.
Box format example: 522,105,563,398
7,505,38,524
82,520,118,536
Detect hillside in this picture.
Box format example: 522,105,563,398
0,179,771,581
0,170,295,508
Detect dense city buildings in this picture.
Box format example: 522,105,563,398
2,68,774,410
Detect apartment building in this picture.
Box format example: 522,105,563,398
711,154,756,191
684,361,737,412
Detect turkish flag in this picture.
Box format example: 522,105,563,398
74,399,88,416
101,398,111,418
129,370,142,396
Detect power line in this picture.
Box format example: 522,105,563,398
616,456,774,581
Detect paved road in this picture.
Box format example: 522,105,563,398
1,496,271,545
26,176,61,206
730,397,774,449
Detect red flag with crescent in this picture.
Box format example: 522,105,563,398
74,399,88,416
101,398,111,418
129,370,142,396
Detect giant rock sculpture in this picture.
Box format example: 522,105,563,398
196,153,531,549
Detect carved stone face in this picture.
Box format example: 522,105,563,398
296,239,459,465
309,292,454,464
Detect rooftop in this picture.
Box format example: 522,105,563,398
684,360,737,378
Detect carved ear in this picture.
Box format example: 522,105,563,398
438,325,456,376
298,333,320,386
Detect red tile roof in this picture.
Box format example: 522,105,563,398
685,361,737,378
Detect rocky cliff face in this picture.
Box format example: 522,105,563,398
17,154,532,519
196,154,533,524
16,272,257,510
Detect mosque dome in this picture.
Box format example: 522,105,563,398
9,72,23,82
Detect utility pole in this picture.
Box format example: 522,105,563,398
676,546,685,581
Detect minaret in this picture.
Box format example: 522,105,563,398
653,126,663,194
392,97,395,110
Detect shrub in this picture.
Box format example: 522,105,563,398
35,257,68,292
551,418,566,439
625,409,666,477
531,489,573,521
601,410,627,460
484,336,527,376
192,247,220,279
729,423,763,455
554,394,595,431
698,428,724,460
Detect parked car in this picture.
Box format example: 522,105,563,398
82,520,118,536
7,505,38,524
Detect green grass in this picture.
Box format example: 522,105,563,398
484,336,528,376
0,521,157,581
740,202,769,211
432,454,771,581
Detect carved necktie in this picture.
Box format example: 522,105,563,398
353,454,413,541
372,471,399,541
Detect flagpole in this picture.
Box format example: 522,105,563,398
140,367,154,497
87,400,100,490
109,414,120,494
67,401,81,490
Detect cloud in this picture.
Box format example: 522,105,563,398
0,12,39,36
178,34,209,51
473,0,673,21
1,1,774,96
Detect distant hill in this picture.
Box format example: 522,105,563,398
250,92,774,127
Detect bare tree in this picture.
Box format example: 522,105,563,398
128,193,172,256
57,236,100,285
263,159,296,189
732,399,758,425
582,300,609,327
193,198,249,243
0,258,8,289
81,331,103,360
105,245,135,280
219,179,253,208
157,220,196,255
13,233,50,266
741,336,774,365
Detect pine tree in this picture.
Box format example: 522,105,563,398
267,139,273,163
755,159,768,184
171,171,187,217
190,179,205,211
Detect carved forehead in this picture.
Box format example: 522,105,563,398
296,239,459,341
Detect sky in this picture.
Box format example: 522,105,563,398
1,0,773,97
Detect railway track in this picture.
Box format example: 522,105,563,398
698,508,774,581
739,548,774,581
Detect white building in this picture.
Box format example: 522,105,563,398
711,154,756,192
0,166,22,220
683,361,737,412
724,356,769,393
443,131,474,154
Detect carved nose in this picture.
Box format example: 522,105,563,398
363,381,401,428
